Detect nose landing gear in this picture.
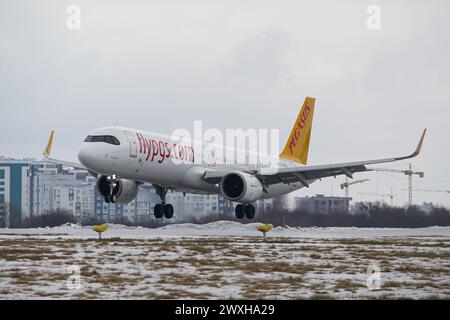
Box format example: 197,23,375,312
154,185,175,219
235,204,256,219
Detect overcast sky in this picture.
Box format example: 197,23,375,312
1,0,449,206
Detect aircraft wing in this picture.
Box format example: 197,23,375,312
43,155,86,170
42,130,86,170
203,129,426,186
256,129,426,186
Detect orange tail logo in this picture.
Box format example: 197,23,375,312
279,97,315,165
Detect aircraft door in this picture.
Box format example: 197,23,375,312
124,130,138,158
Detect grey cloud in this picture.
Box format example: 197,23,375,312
0,0,449,206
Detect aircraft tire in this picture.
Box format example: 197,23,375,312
154,203,164,218
235,204,245,219
245,204,255,219
163,204,174,219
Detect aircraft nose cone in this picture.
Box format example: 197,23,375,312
78,144,96,170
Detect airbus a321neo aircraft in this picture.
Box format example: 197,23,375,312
43,97,426,219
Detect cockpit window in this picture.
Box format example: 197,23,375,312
104,136,115,144
84,135,120,145
91,136,104,143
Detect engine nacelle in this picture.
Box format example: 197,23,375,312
220,172,263,203
96,175,139,203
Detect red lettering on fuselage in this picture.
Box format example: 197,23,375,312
135,132,195,164
136,133,143,153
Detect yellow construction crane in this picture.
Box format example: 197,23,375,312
340,178,370,197
369,163,424,207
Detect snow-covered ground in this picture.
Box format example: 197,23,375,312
1,221,449,239
0,221,449,299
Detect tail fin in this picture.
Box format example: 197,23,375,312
43,129,54,158
279,97,315,165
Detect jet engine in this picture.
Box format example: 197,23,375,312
220,172,263,203
96,175,139,203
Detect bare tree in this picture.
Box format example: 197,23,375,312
21,209,76,228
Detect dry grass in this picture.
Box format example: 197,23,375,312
0,235,449,299
159,272,199,287
333,279,365,292
309,294,335,300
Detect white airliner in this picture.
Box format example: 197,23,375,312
43,97,426,219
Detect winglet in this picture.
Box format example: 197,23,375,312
396,128,427,160
43,130,54,158
414,128,427,156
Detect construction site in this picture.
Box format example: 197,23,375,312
330,162,449,210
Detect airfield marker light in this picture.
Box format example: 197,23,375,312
256,224,273,242
93,224,109,240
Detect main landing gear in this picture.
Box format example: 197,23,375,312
235,204,256,219
154,185,174,219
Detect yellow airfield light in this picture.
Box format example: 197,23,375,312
93,224,109,239
256,224,273,241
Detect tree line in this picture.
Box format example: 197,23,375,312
8,203,450,228
257,204,450,228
